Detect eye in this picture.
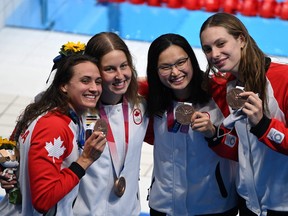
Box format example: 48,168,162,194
176,58,187,66
158,65,171,71
81,77,90,84
202,46,212,54
120,63,129,70
216,41,225,48
95,78,102,85
103,66,115,72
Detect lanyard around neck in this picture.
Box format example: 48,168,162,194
99,98,129,176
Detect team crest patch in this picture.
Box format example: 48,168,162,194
133,108,143,125
267,128,284,144
224,134,237,148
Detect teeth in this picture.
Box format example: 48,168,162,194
85,95,96,99
113,81,124,86
170,76,184,82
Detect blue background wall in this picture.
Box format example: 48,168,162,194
6,0,288,56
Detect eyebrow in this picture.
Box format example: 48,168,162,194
159,57,188,65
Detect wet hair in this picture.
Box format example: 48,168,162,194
200,12,268,111
14,54,98,141
146,33,210,116
85,32,140,106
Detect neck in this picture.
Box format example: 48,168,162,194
100,93,123,105
173,88,190,102
68,105,83,117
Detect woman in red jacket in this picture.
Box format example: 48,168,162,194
200,12,288,216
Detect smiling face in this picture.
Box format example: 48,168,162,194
157,45,193,99
61,61,102,114
99,50,132,105
200,26,245,77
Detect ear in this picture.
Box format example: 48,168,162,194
61,84,68,93
239,34,246,49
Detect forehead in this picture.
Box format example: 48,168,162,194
101,50,127,65
201,26,231,44
71,61,100,77
158,45,187,61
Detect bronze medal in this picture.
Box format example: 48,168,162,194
226,88,246,110
94,119,108,136
175,104,195,125
114,176,126,197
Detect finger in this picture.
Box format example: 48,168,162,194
87,131,103,140
97,139,107,152
0,173,15,181
0,180,16,189
191,111,205,122
239,91,254,97
85,131,106,147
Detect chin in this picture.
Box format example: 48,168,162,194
113,87,128,95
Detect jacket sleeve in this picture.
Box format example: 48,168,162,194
137,78,149,99
205,126,239,161
208,74,239,161
251,62,288,155
27,116,82,213
144,116,154,145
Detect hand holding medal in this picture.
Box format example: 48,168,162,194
86,119,108,139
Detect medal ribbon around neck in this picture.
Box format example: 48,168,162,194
99,98,129,176
69,109,85,149
167,103,191,133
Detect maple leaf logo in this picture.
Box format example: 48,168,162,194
133,108,142,125
134,110,140,117
45,136,66,163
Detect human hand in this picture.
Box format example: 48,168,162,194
0,171,17,191
239,91,263,126
190,111,215,138
77,131,106,170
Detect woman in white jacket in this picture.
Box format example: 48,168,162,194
145,33,238,216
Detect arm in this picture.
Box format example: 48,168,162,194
206,74,239,161
205,126,239,161
191,111,239,161
242,63,288,155
137,77,149,99
252,63,288,154
144,116,154,145
28,116,106,213
251,113,288,154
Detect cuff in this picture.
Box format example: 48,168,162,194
205,126,224,147
69,162,86,180
250,115,271,138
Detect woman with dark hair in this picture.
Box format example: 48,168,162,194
73,32,149,216
0,44,107,215
200,12,288,216
145,33,238,216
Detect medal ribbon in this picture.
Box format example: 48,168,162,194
167,105,180,133
69,109,85,149
99,98,129,176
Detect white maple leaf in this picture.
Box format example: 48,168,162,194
45,136,66,163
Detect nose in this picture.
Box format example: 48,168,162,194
211,48,220,59
115,68,124,79
171,64,181,75
90,82,101,93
